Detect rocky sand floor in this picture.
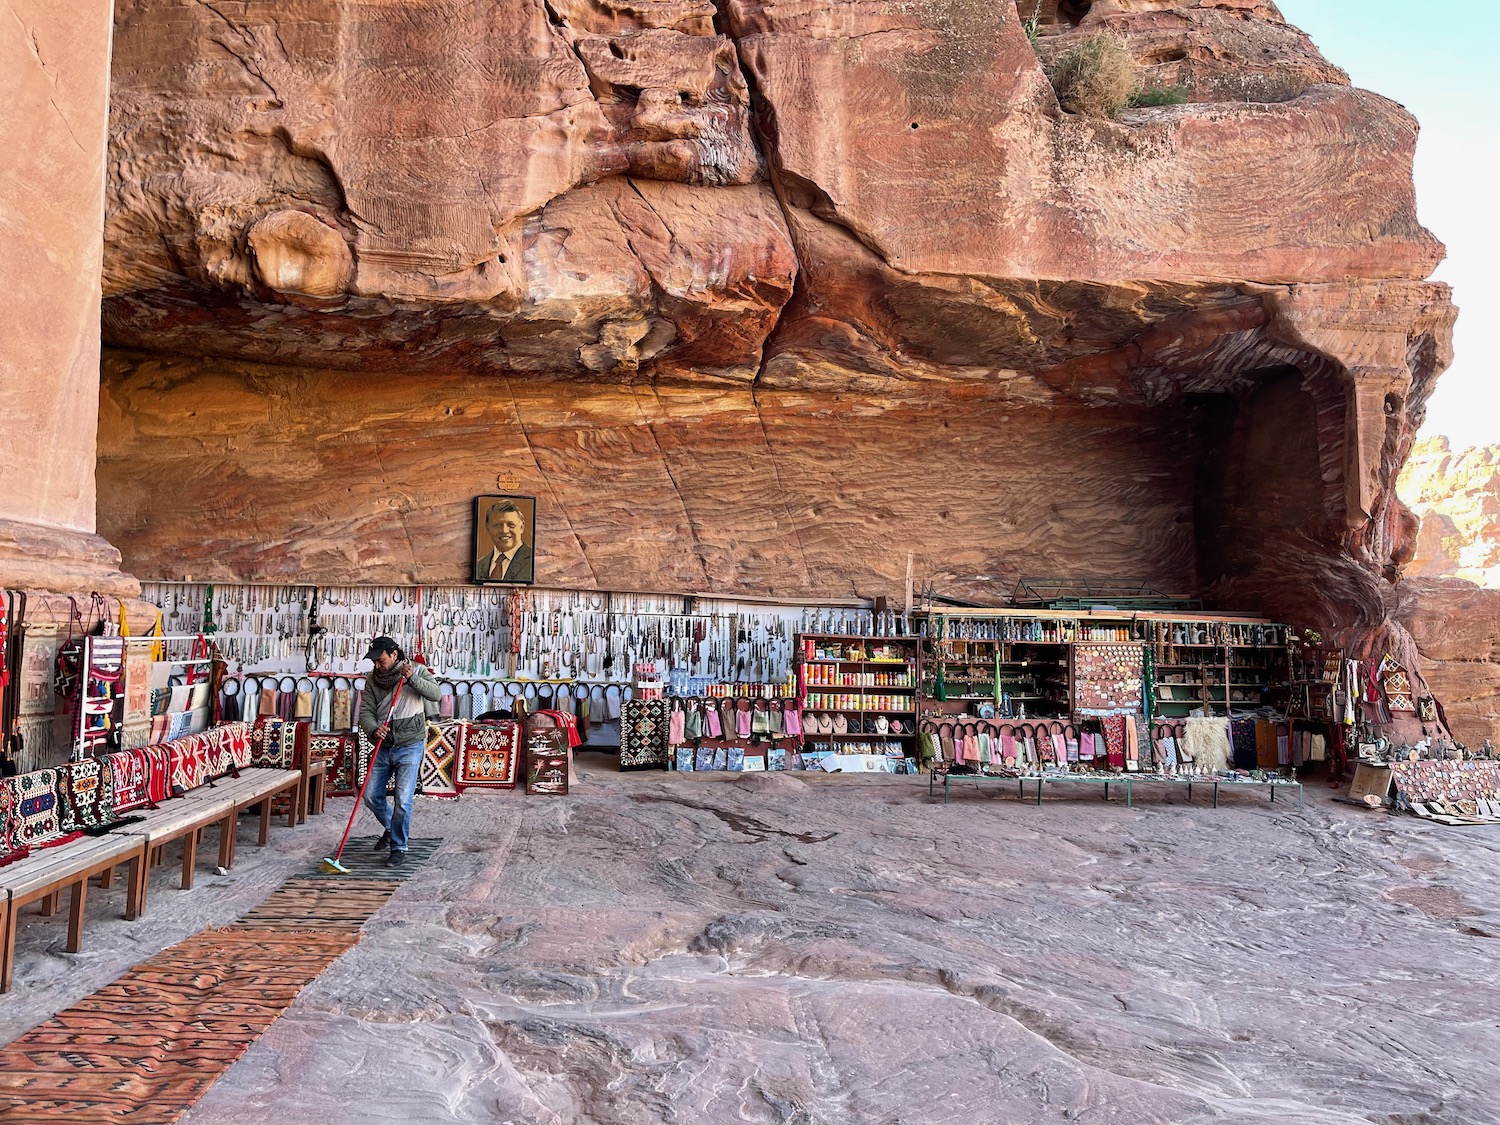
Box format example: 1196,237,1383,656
3,759,1498,1124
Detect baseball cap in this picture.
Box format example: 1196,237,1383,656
363,635,399,661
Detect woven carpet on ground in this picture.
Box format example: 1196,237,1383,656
0,927,359,1125
303,836,443,881
230,877,400,932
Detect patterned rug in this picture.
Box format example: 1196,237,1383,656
421,722,462,798
456,721,519,790
620,699,670,770
230,877,401,933
165,735,209,794
0,927,359,1124
106,746,170,814
250,718,300,769
59,757,116,831
308,733,357,797
5,769,67,851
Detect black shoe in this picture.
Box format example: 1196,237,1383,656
373,831,391,851
385,850,406,868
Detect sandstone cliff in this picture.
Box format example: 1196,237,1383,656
1392,438,1500,747
1399,436,1500,588
98,0,1456,709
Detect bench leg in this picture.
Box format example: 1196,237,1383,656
1,902,15,994
181,829,198,891
260,799,273,845
66,879,87,953
98,864,114,890
285,788,296,829
40,891,61,918
221,811,238,869
126,853,145,921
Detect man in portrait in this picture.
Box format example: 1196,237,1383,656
476,499,534,582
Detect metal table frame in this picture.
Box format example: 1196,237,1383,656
930,770,1303,809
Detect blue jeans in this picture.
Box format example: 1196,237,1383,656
364,740,423,853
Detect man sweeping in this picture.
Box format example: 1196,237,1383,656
359,636,441,867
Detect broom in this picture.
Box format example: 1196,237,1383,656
321,672,407,874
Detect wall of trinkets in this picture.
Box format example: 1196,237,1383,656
137,583,898,774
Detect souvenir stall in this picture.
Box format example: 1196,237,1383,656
129,581,1484,804
915,610,1308,805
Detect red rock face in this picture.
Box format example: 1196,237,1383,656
1399,437,1500,588
1398,578,1500,749
0,0,137,596
98,0,1458,715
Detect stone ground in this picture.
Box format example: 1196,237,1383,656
4,757,1499,1125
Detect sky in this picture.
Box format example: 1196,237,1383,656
1276,0,1499,450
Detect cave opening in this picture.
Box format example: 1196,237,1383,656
1017,0,1092,28
1189,365,1326,612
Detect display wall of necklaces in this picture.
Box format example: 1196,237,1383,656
141,583,824,684
218,673,630,731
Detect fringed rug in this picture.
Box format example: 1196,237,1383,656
0,927,359,1124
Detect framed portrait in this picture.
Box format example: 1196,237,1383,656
473,495,537,585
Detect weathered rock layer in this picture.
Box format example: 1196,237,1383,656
98,1,1455,666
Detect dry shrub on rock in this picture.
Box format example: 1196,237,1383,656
1049,32,1140,118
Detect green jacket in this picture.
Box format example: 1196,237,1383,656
359,664,441,749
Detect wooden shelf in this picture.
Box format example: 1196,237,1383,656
816,732,917,740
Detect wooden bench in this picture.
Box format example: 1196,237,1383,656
169,768,301,871
121,792,238,919
0,768,300,992
115,768,301,922
0,833,146,993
